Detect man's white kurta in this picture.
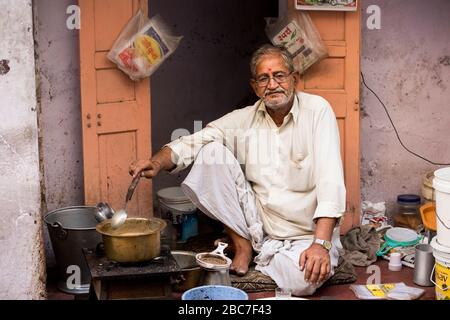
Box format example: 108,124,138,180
166,92,346,240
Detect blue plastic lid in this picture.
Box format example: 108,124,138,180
397,194,421,204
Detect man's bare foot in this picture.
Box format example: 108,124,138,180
223,226,253,277
213,236,251,275
230,243,253,276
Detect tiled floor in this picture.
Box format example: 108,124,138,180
46,259,436,300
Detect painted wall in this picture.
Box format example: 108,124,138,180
34,0,83,266
0,0,46,299
360,0,450,216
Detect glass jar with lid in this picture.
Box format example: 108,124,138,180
393,194,423,230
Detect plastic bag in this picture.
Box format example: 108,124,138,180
265,11,327,74
350,282,425,300
107,11,182,81
361,201,388,230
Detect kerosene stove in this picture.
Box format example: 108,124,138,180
83,246,181,300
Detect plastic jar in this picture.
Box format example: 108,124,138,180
393,194,422,230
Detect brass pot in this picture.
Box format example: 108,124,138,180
96,218,166,263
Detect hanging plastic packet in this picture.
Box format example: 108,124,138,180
107,11,182,81
265,11,327,74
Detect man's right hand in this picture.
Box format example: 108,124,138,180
129,159,162,179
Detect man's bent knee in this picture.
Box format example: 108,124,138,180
198,142,235,166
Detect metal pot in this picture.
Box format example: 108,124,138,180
44,206,102,294
171,251,202,292
96,218,166,263
196,242,232,286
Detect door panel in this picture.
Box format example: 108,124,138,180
304,58,345,89
98,131,138,214
94,0,134,51
96,69,136,103
311,11,345,41
295,7,361,233
79,0,152,218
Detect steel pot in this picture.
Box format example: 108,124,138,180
44,206,102,294
171,251,202,292
96,218,166,263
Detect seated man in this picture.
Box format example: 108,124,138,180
129,44,346,296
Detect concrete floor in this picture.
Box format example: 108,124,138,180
46,259,436,300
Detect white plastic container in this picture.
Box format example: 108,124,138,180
433,167,450,248
430,237,450,300
157,186,198,243
388,252,402,272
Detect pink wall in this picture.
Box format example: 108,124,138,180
34,0,83,266
360,0,450,216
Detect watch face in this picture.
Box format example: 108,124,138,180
314,239,332,250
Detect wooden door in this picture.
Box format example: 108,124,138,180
295,8,361,233
79,0,153,218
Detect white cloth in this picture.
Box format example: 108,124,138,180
255,237,340,296
167,91,346,240
181,142,341,296
181,142,264,252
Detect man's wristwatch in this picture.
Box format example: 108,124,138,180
313,238,332,251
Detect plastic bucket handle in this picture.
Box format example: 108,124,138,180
436,210,450,230
430,264,449,292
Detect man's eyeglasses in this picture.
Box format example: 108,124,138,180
254,72,293,88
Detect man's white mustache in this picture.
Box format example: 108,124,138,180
264,90,286,97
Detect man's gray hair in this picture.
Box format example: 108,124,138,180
250,44,295,78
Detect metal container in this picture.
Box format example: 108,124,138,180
171,250,202,292
44,206,102,295
196,242,232,286
96,218,166,263
414,243,435,287
200,268,231,286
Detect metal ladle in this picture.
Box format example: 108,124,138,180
95,202,115,222
110,173,142,229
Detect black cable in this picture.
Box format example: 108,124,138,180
360,72,450,166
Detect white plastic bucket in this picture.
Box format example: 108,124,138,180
430,238,450,300
433,167,450,248
156,186,198,242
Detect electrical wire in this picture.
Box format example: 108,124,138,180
360,72,450,166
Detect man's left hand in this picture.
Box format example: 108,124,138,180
299,243,331,285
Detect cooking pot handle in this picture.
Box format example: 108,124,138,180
51,222,68,240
